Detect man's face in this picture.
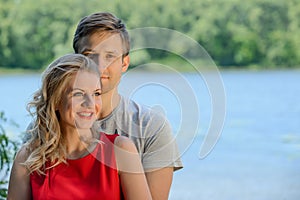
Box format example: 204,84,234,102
81,33,129,94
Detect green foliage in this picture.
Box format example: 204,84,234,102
0,0,299,69
0,111,19,199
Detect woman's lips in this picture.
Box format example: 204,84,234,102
77,112,94,119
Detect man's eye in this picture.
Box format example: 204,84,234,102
106,54,116,60
85,53,99,64
88,53,98,58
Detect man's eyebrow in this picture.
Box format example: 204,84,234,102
81,49,121,56
81,48,95,54
105,50,118,53
105,50,123,57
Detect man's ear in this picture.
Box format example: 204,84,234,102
122,55,130,72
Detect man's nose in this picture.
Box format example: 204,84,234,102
88,54,106,73
97,58,107,74
98,63,106,74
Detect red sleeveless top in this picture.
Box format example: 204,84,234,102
30,133,122,200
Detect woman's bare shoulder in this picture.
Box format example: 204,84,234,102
14,144,31,163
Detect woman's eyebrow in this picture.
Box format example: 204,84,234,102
72,88,85,91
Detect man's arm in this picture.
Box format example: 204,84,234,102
145,167,173,200
115,136,152,200
142,112,183,200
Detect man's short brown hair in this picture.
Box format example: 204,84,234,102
73,12,130,56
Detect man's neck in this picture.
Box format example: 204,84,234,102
99,88,120,119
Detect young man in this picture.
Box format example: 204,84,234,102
73,12,183,199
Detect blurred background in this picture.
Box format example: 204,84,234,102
0,0,299,199
1,0,300,70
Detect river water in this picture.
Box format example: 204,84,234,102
0,70,299,199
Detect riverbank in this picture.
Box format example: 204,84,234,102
1,61,300,75
0,68,42,75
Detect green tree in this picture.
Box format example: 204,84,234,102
0,112,19,199
0,0,299,69
0,0,19,67
12,0,82,69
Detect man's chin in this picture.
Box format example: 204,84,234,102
99,86,116,95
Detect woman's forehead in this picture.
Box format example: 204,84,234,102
73,71,100,87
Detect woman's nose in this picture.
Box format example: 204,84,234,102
82,94,94,107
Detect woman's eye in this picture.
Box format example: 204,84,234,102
73,92,83,97
94,92,101,97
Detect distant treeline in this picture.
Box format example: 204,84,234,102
0,0,299,70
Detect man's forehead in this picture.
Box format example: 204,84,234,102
89,33,123,52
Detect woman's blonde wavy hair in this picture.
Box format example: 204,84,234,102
24,53,100,175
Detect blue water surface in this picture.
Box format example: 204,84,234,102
0,70,299,199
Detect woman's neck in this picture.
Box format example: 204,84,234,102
63,127,93,159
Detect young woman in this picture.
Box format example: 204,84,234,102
7,54,151,200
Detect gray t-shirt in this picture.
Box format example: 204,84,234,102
96,96,183,171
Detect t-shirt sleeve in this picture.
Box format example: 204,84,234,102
142,113,183,172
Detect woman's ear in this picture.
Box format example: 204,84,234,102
122,55,130,72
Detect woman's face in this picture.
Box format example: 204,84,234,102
57,70,101,131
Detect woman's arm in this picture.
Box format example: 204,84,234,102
7,145,31,200
114,136,152,200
